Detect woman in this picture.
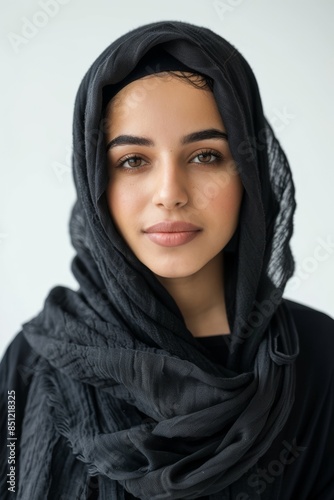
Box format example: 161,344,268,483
1,20,333,500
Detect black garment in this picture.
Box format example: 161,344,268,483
1,299,333,499
0,19,331,500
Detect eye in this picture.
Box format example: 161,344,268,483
116,154,147,169
191,149,224,164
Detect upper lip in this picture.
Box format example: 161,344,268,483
144,221,202,233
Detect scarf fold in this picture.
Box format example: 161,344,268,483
17,20,298,499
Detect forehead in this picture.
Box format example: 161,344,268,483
104,73,223,133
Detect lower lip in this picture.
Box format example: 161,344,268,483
145,231,201,247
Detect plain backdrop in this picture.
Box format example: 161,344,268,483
1,0,333,359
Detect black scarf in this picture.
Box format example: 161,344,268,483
18,20,299,499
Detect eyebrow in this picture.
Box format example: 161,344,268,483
105,128,228,152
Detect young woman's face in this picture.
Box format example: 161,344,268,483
105,73,243,279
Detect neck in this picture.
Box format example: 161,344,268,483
156,253,230,337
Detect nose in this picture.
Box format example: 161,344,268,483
151,158,189,210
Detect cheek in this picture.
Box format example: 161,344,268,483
106,181,135,226
208,178,243,224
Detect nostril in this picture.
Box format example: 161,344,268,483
152,186,189,210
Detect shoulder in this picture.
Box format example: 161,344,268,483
0,332,35,389
283,297,334,340
261,300,334,497
283,297,334,326
283,297,334,377
0,331,37,422
0,332,37,496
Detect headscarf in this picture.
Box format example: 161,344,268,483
16,20,299,499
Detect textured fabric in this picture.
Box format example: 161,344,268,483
1,20,301,499
2,300,334,500
102,45,198,108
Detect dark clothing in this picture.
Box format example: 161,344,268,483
0,19,331,500
1,298,333,499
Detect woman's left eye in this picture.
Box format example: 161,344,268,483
192,150,223,164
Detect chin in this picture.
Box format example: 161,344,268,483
147,260,209,280
154,270,196,280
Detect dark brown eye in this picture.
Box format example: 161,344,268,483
198,153,213,163
117,155,145,169
192,150,223,164
126,157,142,168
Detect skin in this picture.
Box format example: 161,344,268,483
105,73,244,337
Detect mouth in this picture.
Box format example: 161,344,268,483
143,221,202,247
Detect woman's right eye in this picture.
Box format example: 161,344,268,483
116,155,147,169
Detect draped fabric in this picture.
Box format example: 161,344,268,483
17,20,299,499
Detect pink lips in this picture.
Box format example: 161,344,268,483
143,221,202,247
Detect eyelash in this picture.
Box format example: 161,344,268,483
115,149,225,170
192,149,224,164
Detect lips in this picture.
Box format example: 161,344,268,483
143,221,202,247
144,221,201,233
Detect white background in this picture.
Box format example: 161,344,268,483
1,0,333,359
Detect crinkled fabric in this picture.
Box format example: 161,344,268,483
12,20,298,499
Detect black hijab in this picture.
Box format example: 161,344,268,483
19,20,299,499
